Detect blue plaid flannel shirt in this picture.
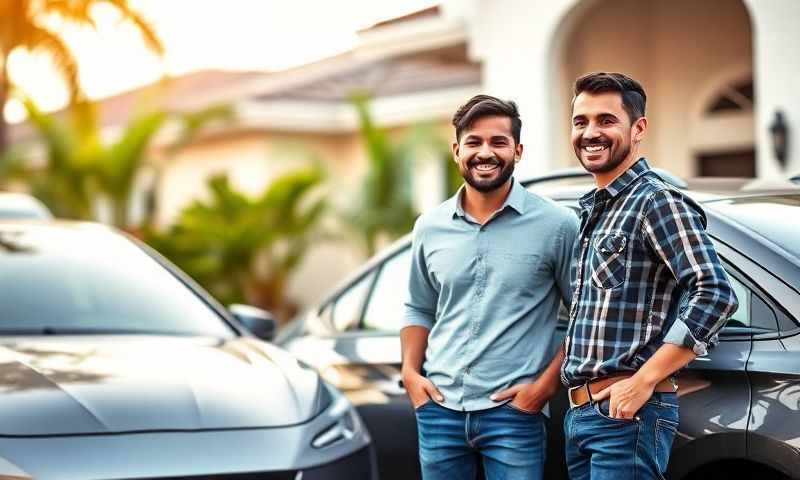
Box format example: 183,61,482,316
561,158,738,387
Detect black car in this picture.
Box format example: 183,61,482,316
0,221,377,480
277,172,800,480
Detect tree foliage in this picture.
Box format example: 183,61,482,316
6,97,232,227
0,0,164,153
142,165,328,322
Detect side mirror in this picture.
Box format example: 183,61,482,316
229,304,277,341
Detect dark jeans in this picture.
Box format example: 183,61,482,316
564,392,679,480
415,400,547,480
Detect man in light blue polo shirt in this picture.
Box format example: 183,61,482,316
401,95,578,480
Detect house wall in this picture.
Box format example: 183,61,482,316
556,0,753,178
459,0,799,180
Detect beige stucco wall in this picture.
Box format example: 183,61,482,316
554,0,754,177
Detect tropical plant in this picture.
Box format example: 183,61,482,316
345,94,419,256
0,0,164,153
143,165,328,322
8,97,233,227
344,94,463,255
6,98,97,219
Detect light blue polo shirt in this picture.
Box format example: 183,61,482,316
404,179,578,412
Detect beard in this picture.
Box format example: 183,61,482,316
575,136,631,174
459,157,515,193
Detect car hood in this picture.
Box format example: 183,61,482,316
0,335,324,436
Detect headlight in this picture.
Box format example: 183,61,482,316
314,378,334,415
311,408,358,448
310,381,363,449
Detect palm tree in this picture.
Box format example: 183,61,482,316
345,94,418,256
10,97,233,227
144,166,328,321
7,97,96,219
0,0,164,153
344,94,461,255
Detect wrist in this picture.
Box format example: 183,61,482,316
532,376,558,398
632,369,660,389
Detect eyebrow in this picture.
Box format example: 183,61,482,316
572,112,619,121
463,134,512,141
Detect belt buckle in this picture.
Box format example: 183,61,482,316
568,384,583,409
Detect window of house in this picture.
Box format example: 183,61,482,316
706,79,754,114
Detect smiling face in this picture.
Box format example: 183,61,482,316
571,91,646,179
452,115,522,193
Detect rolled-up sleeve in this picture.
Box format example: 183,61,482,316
403,219,437,330
642,190,738,356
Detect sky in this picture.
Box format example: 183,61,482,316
4,0,439,122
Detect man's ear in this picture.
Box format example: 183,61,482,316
515,143,523,163
452,142,460,163
632,116,648,144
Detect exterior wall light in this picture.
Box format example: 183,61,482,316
769,110,789,169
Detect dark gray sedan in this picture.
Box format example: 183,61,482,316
0,222,377,480
278,176,800,480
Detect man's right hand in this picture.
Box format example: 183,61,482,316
402,370,444,409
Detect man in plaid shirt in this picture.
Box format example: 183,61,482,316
561,72,739,480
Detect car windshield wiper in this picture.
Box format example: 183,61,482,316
0,327,200,336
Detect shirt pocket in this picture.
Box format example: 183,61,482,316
487,252,543,290
590,232,628,290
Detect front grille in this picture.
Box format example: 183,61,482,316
302,446,376,479
135,473,297,480
118,446,376,480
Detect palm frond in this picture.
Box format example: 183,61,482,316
21,24,80,98
102,0,165,55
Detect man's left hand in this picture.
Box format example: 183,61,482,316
490,380,556,413
593,376,655,419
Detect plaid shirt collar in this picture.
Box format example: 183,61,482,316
578,157,652,211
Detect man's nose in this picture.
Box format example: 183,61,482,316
476,143,493,159
582,122,601,141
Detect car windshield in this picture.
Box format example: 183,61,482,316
709,194,800,260
0,225,235,338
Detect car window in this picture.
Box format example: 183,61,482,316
362,249,412,332
725,275,751,329
0,226,234,337
330,272,375,332
722,271,779,333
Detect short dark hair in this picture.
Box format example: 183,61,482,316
452,95,521,144
573,72,646,122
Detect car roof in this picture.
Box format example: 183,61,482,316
0,220,111,234
0,193,53,220
322,172,800,306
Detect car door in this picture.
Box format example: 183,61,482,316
667,239,794,478
718,245,800,477
280,246,418,480
347,248,419,480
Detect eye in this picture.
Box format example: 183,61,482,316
573,120,586,127
602,118,615,126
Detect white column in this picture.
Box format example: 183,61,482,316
743,0,800,178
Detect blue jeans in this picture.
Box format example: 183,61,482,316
564,392,679,480
415,400,546,480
